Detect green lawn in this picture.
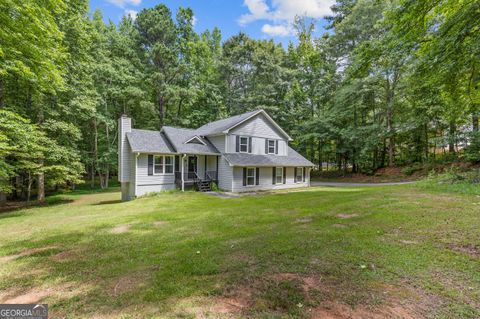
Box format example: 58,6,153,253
0,185,479,318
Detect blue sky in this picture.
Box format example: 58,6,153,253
88,0,334,46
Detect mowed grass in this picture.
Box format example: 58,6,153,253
0,185,479,318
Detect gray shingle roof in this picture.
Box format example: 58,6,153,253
124,110,311,167
162,126,219,155
126,129,175,154
223,146,314,167
195,110,261,136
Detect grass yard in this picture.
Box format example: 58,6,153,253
0,185,479,318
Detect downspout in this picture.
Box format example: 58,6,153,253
181,154,186,191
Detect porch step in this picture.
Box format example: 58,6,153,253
197,180,211,192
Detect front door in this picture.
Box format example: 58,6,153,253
188,156,197,175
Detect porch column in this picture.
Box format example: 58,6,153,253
181,154,186,191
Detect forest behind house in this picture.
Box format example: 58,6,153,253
0,0,479,202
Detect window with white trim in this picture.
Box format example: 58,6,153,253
275,167,283,184
239,136,249,153
267,139,276,154
154,156,163,174
154,155,174,175
246,167,256,186
165,156,173,173
296,167,303,183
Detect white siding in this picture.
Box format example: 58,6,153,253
135,154,175,196
231,167,309,192
208,135,226,153
225,135,288,156
224,114,289,156
206,156,217,172
217,156,233,191
230,113,285,139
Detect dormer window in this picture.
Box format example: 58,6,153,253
239,136,249,153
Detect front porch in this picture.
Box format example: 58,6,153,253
174,154,219,191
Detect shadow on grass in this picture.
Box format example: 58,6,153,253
93,199,123,206
0,198,74,218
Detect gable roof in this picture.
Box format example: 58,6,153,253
124,110,300,159
185,135,206,145
126,129,175,154
161,126,219,155
195,109,292,140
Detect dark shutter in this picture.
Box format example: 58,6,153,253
265,139,268,154
242,167,247,186
255,168,260,185
272,167,276,184
283,167,286,184
248,137,252,153
303,168,306,182
236,135,240,152
275,140,278,154
175,156,179,172
148,155,154,175
294,167,297,183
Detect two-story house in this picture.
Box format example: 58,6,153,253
118,109,314,200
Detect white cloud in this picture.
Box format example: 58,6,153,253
106,0,141,8
261,24,291,36
239,0,270,25
192,16,198,26
239,0,335,37
125,9,138,20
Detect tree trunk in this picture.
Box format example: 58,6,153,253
448,121,456,154
0,78,4,109
158,93,166,129
37,162,45,203
0,192,6,206
473,111,479,132
27,172,32,203
90,164,95,188
424,123,429,161
386,96,395,166
317,140,322,172
105,167,109,189
37,105,45,204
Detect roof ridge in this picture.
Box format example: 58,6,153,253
131,128,161,133
162,125,196,131
197,109,262,129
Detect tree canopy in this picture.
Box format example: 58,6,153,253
0,0,478,201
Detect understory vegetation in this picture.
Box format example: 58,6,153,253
417,169,480,195
0,186,478,318
1,0,479,202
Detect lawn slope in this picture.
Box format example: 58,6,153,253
0,186,478,318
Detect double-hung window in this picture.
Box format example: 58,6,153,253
239,136,249,153
164,156,173,173
267,139,276,154
275,167,283,184
154,156,164,174
296,167,303,183
246,167,256,186
154,155,174,175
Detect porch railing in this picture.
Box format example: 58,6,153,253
205,171,217,181
175,172,199,182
